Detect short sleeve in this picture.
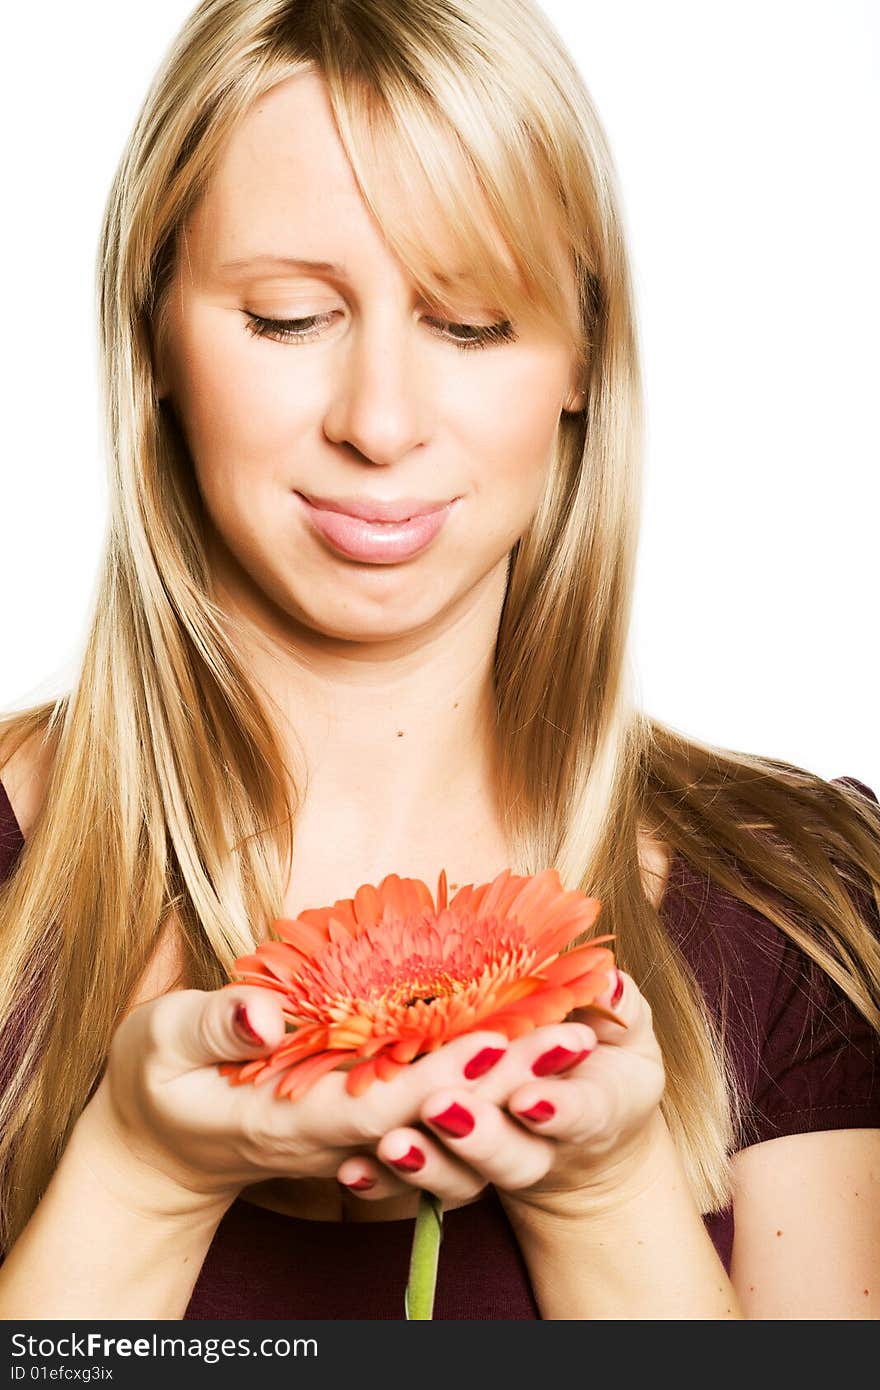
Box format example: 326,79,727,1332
745,775,880,1146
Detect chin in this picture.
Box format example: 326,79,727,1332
294,589,450,642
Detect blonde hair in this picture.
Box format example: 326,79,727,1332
1,0,879,1254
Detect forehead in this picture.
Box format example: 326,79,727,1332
184,70,513,288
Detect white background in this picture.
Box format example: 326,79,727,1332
0,1,877,790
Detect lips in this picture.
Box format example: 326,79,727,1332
296,492,453,523
294,491,458,563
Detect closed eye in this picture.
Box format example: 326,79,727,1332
243,311,517,352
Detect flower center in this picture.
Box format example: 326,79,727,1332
382,963,463,1011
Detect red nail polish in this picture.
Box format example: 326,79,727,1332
516,1100,556,1123
463,1046,506,1079
428,1103,475,1138
389,1145,425,1172
342,1176,376,1191
233,1002,264,1045
610,969,624,1006
532,1045,590,1077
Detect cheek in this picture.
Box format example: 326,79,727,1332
471,391,561,526
168,307,303,491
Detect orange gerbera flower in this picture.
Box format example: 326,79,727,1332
219,866,618,1102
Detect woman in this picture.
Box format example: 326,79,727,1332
0,0,878,1320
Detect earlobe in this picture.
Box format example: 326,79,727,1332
562,388,586,414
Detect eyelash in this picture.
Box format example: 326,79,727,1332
243,311,518,352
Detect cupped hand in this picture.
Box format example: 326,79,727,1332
90,983,525,1212
335,970,666,1214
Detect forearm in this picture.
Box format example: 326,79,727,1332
500,1112,744,1320
0,1091,231,1320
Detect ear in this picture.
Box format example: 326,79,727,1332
561,361,587,414
562,386,586,414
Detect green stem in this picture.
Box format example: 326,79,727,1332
404,1191,444,1319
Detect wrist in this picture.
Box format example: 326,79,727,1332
72,1081,236,1227
499,1107,675,1231
497,1110,742,1319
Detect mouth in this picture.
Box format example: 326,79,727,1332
295,491,456,523
293,492,459,565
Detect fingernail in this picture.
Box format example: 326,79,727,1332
463,1046,506,1079
341,1175,376,1192
389,1145,425,1172
427,1103,475,1138
233,1002,264,1045
516,1100,556,1123
610,969,624,1006
532,1045,590,1077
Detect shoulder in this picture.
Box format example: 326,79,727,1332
661,777,880,1150
661,771,880,982
0,727,188,1008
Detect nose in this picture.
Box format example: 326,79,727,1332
321,303,428,466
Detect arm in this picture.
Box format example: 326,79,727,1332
0,1086,231,1320
500,1110,743,1319
729,1128,880,1319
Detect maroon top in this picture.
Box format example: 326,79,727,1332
1,774,878,1319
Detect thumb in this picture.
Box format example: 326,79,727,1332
161,986,287,1072
225,988,287,1056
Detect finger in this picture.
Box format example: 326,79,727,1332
150,987,288,1076
373,1125,491,1205
509,1039,665,1147
417,1090,556,1191
577,969,656,1049
336,1154,412,1202
507,1072,615,1145
296,1029,512,1146
461,1019,597,1107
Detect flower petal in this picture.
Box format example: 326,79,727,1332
345,1058,379,1096
491,984,577,1027
487,974,545,1010
374,1052,407,1083
505,868,565,930
249,941,314,983
477,868,523,918
436,868,448,912
542,945,614,989
275,1049,357,1100
269,917,333,957
530,910,606,965
328,1018,378,1048
353,881,383,925
389,1035,425,1064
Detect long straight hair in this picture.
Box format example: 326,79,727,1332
1,0,879,1254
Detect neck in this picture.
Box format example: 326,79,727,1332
212,550,511,862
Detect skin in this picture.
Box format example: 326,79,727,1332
134,67,880,1316
4,61,875,1324
158,69,584,923
151,69,674,1222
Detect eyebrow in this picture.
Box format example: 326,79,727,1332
214,253,476,290
216,255,347,278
